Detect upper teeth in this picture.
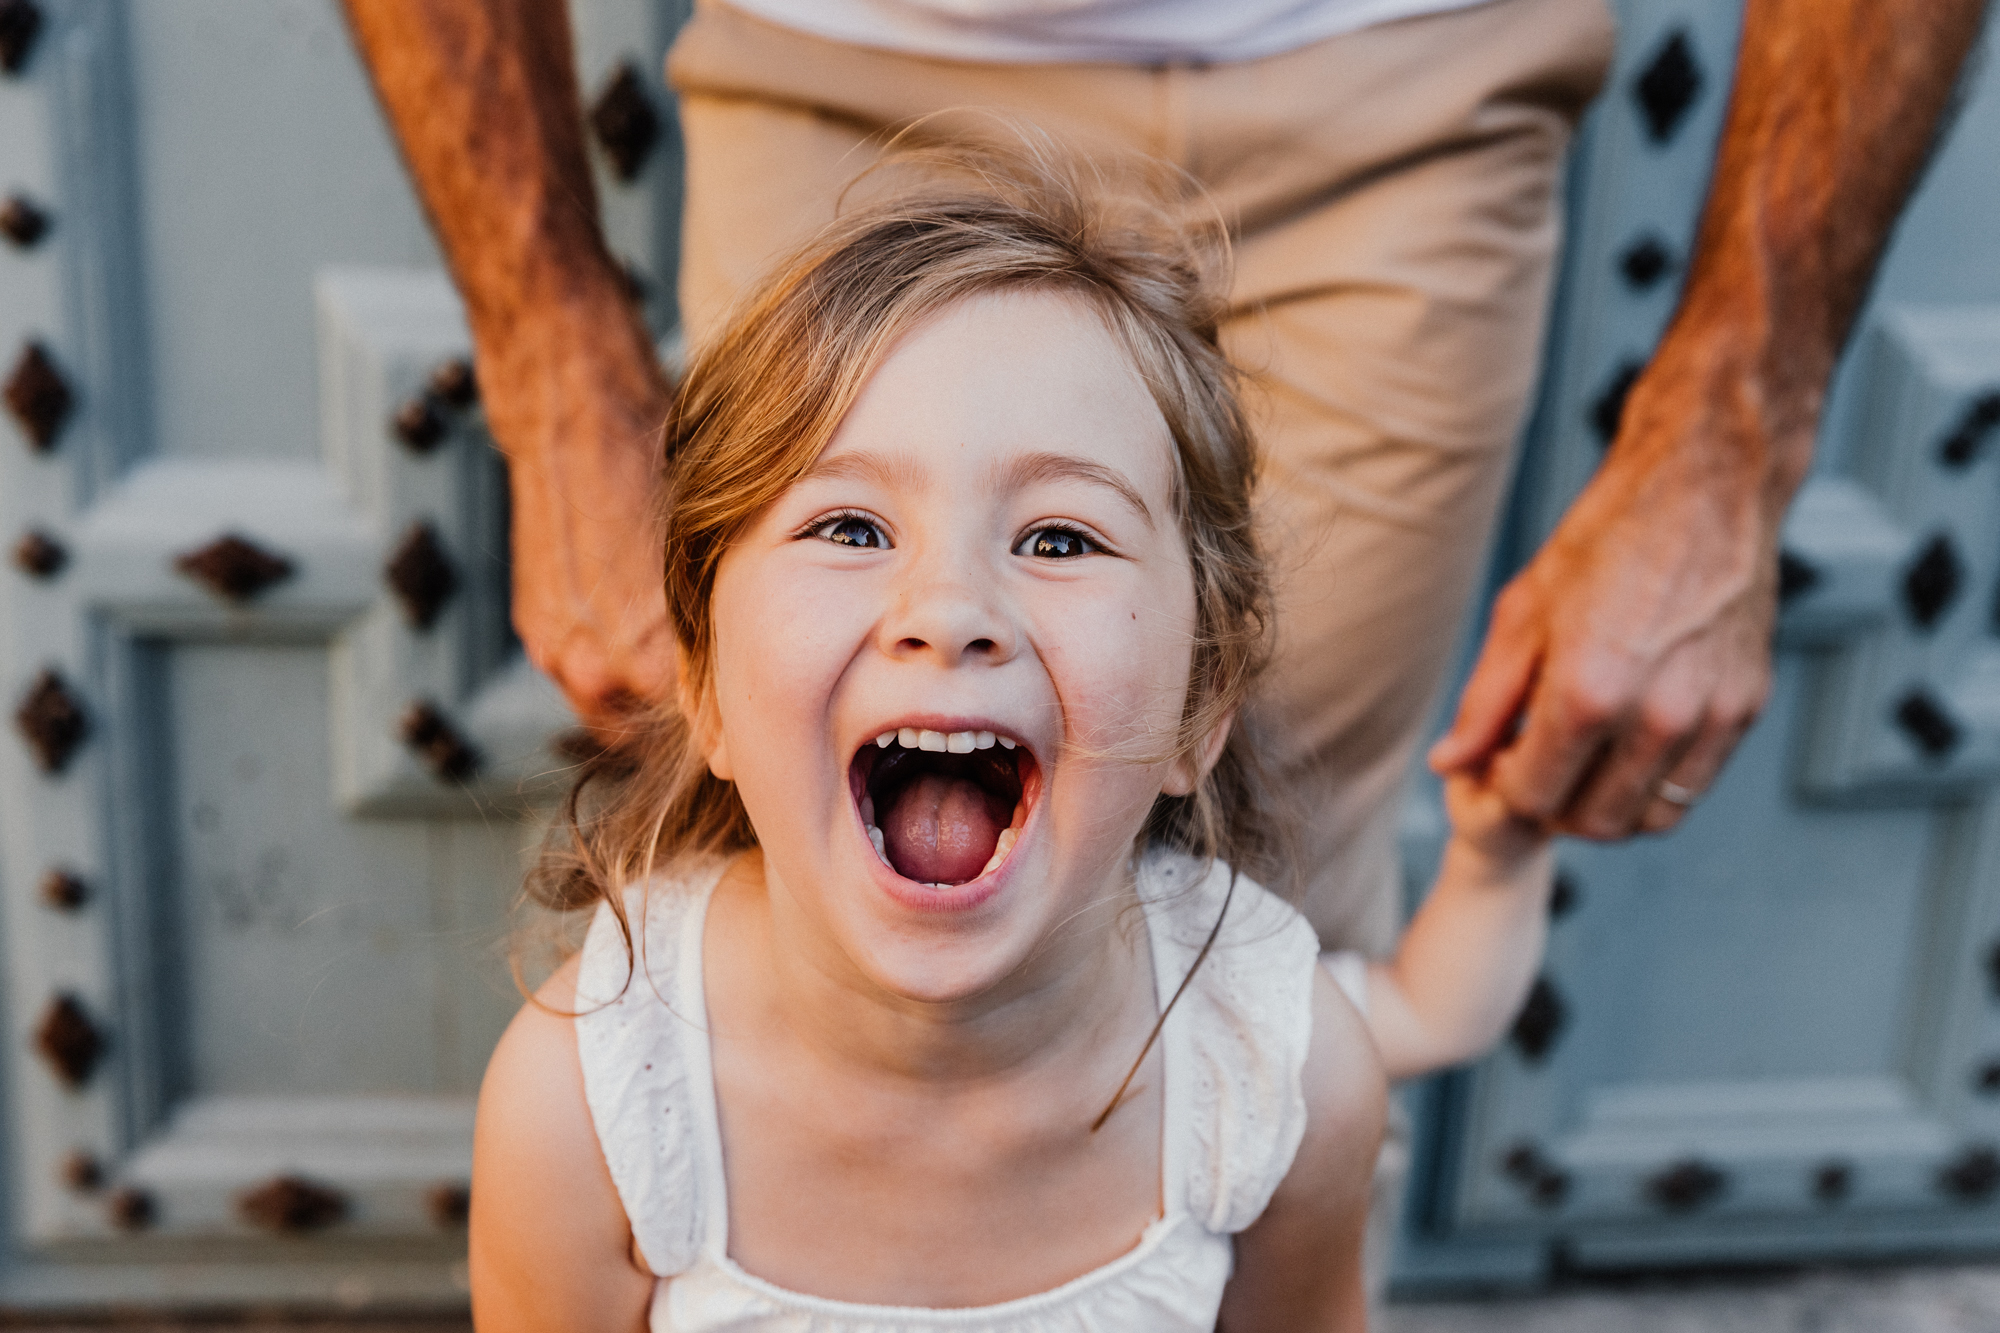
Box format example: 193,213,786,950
875,728,1004,752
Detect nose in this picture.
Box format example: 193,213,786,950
879,546,1018,668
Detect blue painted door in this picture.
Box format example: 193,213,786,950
0,0,680,1308
1399,0,2000,1288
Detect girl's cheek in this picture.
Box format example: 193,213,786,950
1036,592,1191,736
737,563,879,665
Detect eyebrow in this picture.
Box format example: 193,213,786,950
800,450,930,491
994,452,1155,528
801,448,1158,527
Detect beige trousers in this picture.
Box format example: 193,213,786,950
667,0,1613,955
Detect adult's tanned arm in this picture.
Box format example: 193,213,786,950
343,0,673,738
1432,0,1991,836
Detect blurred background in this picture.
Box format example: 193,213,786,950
0,0,1995,1324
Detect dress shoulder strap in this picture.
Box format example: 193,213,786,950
573,860,729,1277
1139,853,1321,1236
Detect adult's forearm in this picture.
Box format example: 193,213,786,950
1432,2,1985,835
1662,0,1987,500
342,0,676,727
340,0,663,459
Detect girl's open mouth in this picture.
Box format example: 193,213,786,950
849,728,1039,887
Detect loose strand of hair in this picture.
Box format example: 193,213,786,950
1090,867,1238,1133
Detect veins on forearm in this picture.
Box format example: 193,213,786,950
1667,0,1986,405
341,0,648,355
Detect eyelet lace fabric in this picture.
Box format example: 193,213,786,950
574,861,730,1277
1133,853,1319,1235
572,853,1319,1332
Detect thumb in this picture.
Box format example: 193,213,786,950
1430,621,1542,774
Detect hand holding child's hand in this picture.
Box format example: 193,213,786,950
1441,765,1553,869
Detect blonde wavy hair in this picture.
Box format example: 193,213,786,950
531,143,1280,925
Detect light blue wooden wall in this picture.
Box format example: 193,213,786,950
0,0,680,1309
1397,0,2000,1289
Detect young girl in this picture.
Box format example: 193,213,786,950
470,158,1553,1332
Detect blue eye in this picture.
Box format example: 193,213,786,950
812,514,890,549
1018,526,1097,559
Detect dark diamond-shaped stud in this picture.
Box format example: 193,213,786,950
589,62,660,182
16,668,86,773
1939,391,2000,468
1634,29,1703,143
1778,549,1820,604
1938,1145,2000,1202
1501,1141,1544,1182
1498,1141,1569,1208
60,1149,101,1193
1903,532,1964,630
5,341,73,451
400,700,480,782
34,992,104,1089
239,1174,347,1233
1894,687,1962,760
1812,1160,1852,1204
393,395,448,453
39,868,87,911
174,533,294,604
0,192,48,248
12,528,65,579
1645,1158,1726,1212
1549,870,1579,919
1974,1060,2000,1095
1510,974,1567,1063
1618,234,1675,290
427,1182,471,1228
0,0,42,75
426,357,478,409
385,522,458,631
1589,359,1644,446
108,1186,154,1230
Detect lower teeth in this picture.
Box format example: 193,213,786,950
978,826,1019,878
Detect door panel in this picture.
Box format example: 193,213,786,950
1397,0,2000,1288
0,0,683,1308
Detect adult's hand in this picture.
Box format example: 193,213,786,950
343,0,676,739
1428,346,1790,838
1430,0,1986,837
482,333,674,740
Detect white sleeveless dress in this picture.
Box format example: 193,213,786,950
573,852,1323,1333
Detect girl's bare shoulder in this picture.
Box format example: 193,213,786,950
471,954,653,1333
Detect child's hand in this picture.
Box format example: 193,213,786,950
1441,765,1552,869
1364,764,1559,1081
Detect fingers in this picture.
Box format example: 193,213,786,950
1484,649,1632,825
1634,715,1748,835
1441,769,1550,862
1552,656,1706,839
1556,702,1701,839
1546,643,1768,840
1429,584,1545,774
533,625,676,745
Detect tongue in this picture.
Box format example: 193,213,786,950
881,773,1011,885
